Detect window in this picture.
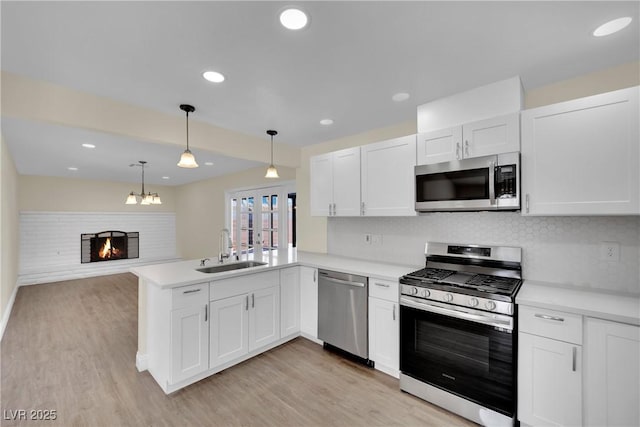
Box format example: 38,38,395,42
227,184,295,257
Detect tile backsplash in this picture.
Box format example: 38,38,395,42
327,213,640,294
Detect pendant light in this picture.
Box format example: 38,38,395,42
125,161,162,205
177,104,198,168
265,129,279,178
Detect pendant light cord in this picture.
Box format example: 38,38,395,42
270,134,274,164
185,111,190,151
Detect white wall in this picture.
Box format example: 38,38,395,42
19,212,177,285
327,214,640,294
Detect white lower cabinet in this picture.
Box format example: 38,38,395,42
210,271,281,369
367,277,399,378
300,266,319,341
518,306,582,427
248,286,280,351
584,318,640,427
280,267,300,337
209,294,249,367
170,302,209,384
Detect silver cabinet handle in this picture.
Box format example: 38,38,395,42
333,203,336,216
361,201,365,216
313,269,317,282
535,313,565,322
464,140,470,156
245,295,249,311
392,304,396,321
374,282,390,288
183,288,201,294
572,347,577,372
251,293,255,308
525,194,530,213
488,161,496,205
456,142,461,160
205,304,208,322
322,276,365,288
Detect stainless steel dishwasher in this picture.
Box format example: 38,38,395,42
317,269,369,361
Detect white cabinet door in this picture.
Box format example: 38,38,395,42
584,318,640,427
332,147,361,216
170,304,209,383
210,294,248,368
309,153,333,216
280,267,300,338
299,266,318,341
518,332,582,427
462,113,520,158
417,126,462,164
368,297,399,378
521,86,639,215
361,135,417,216
248,286,280,352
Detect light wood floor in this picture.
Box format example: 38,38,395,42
1,273,475,427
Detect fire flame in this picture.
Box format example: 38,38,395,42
98,238,121,259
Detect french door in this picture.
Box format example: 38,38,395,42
228,185,293,259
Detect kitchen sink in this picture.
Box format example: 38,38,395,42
196,261,267,274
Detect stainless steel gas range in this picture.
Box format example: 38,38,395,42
399,242,523,426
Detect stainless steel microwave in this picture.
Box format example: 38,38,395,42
415,152,520,212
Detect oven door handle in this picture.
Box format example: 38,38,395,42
400,296,513,331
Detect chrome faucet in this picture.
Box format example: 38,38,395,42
218,228,231,263
200,258,210,266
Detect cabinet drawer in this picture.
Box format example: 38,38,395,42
369,277,399,302
519,305,582,345
172,282,209,310
211,270,280,301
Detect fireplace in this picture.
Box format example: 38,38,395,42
81,231,139,264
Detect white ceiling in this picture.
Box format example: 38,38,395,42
1,1,639,185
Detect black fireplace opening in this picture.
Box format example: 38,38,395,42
81,231,139,263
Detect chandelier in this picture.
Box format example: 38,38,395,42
125,161,162,205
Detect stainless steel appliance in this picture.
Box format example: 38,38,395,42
415,152,519,212
399,242,523,426
317,269,368,360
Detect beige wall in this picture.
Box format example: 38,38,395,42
175,165,296,260
525,61,640,108
1,136,19,328
295,61,640,254
18,175,177,212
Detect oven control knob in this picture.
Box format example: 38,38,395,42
443,293,453,302
468,298,479,308
411,287,419,296
485,301,497,311
421,289,430,298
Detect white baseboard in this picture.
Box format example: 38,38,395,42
0,283,19,342
136,352,148,372
299,332,323,346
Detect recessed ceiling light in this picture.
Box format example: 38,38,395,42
203,71,225,83
280,8,308,30
320,119,334,126
392,92,410,102
204,161,214,166
67,167,78,171
162,176,170,180
82,143,96,149
593,17,632,37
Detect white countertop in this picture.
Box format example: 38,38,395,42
131,250,419,289
517,280,640,326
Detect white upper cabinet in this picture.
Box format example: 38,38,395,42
361,135,417,216
417,113,520,165
310,147,361,217
521,86,640,216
